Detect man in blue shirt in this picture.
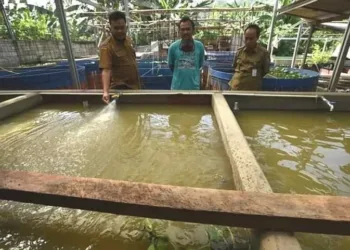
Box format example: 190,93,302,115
168,16,205,90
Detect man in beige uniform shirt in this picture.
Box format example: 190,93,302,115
230,24,270,90
99,11,140,104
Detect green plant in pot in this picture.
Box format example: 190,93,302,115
307,44,331,72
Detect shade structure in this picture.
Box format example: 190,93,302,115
279,0,350,23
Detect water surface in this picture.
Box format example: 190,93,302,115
236,110,350,250
0,103,240,249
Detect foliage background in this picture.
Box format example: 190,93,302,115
0,0,343,56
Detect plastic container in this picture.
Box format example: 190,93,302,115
137,62,168,69
206,52,235,62
208,67,320,91
208,68,233,90
139,68,173,90
263,68,319,91
0,65,86,90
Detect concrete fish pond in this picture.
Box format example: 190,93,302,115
0,91,350,250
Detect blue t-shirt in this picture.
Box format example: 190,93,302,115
167,40,205,90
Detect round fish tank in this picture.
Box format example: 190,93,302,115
208,67,320,91
139,68,172,90
0,65,86,90
205,52,235,62
137,61,168,69
57,60,172,90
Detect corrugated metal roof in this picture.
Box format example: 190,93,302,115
279,0,350,23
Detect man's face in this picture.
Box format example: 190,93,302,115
244,28,258,50
110,19,127,41
179,21,194,40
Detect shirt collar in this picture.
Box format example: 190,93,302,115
111,35,128,46
243,45,258,53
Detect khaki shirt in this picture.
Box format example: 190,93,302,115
230,44,270,90
99,36,140,89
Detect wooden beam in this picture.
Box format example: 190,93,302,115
131,7,267,14
81,6,268,16
212,93,272,193
0,93,42,120
212,93,302,249
0,170,349,235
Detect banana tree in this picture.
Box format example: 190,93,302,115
223,0,300,43
2,2,62,40
1,0,97,41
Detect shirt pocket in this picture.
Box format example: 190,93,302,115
114,49,131,66
115,49,127,58
247,58,262,71
240,58,254,72
253,59,262,68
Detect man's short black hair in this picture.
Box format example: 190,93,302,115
179,16,195,29
109,11,126,24
245,24,261,37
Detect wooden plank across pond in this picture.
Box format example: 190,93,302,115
0,93,42,120
0,170,349,236
212,93,302,249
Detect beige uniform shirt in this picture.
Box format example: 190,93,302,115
230,44,270,90
99,36,141,89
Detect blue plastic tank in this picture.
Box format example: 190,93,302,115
208,67,319,91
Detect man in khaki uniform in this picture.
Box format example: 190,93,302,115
230,24,270,90
99,11,140,104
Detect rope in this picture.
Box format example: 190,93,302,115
141,65,161,77
0,66,20,75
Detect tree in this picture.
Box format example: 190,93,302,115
0,0,96,41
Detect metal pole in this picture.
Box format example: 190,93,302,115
54,0,80,89
328,17,350,92
98,31,105,47
323,38,328,52
301,25,315,68
267,0,279,55
0,1,16,41
123,0,130,33
291,23,303,68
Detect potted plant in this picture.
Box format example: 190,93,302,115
307,44,332,73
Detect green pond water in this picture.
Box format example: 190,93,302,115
0,103,246,249
236,111,350,250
